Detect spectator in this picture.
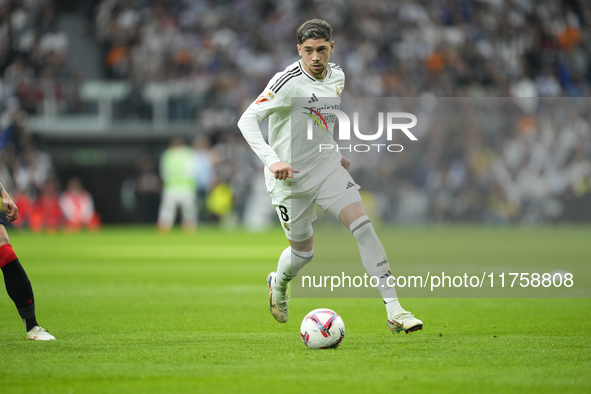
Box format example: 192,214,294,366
191,134,218,223
29,179,63,233
134,155,161,224
157,137,197,232
59,177,101,231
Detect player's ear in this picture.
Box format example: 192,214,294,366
297,44,302,56
330,41,335,54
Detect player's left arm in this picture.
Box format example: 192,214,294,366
0,182,18,222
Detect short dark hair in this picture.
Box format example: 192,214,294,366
296,19,333,45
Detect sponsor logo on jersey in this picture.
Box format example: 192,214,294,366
303,107,329,131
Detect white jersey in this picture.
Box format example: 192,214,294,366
238,60,345,190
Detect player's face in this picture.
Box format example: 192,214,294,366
297,38,334,79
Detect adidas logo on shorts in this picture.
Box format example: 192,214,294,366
346,182,355,189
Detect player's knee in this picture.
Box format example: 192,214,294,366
290,236,314,252
337,200,366,228
291,242,314,253
300,242,314,253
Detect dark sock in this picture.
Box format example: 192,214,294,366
2,258,38,331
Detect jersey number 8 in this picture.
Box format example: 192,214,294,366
279,205,289,222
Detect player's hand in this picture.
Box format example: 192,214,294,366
269,162,300,180
1,194,18,222
341,156,351,171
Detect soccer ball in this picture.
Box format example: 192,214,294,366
300,308,345,349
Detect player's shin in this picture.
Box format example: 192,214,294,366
275,246,314,292
349,215,406,316
0,245,38,331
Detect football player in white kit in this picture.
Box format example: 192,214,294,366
238,19,422,334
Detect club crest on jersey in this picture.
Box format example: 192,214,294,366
335,86,341,98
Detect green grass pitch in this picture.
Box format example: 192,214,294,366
0,225,590,393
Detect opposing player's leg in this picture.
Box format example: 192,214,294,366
319,168,422,334
0,224,55,340
157,190,177,232
267,189,316,323
178,190,197,232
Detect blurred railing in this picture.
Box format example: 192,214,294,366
27,80,205,137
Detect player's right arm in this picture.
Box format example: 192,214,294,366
0,182,18,222
237,80,298,180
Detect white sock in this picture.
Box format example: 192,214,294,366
383,298,407,317
349,215,402,311
275,246,314,291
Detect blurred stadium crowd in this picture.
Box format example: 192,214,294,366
1,0,590,227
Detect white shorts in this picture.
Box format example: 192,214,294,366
158,189,197,227
268,166,362,242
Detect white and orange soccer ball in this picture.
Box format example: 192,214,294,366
300,308,345,349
